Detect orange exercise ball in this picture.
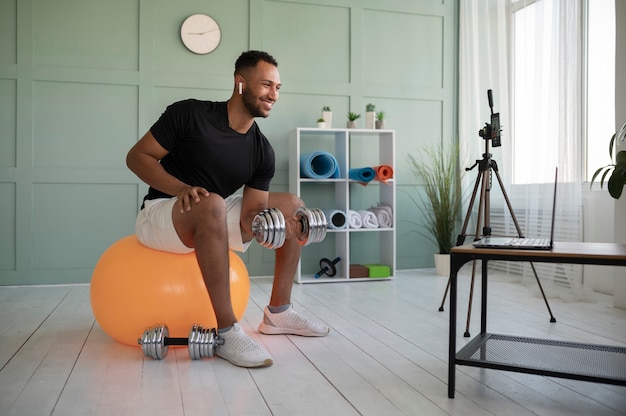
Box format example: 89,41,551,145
90,235,250,346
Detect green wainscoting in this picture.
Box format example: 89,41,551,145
0,0,458,284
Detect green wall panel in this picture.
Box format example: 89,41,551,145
0,0,16,65
262,2,351,84
0,183,16,271
2,0,458,283
0,79,16,167
363,9,444,88
32,183,138,271
32,81,138,169
33,0,139,70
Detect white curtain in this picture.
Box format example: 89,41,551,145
459,0,586,298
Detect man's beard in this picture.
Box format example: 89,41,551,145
242,89,270,118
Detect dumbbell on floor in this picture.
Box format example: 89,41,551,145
252,207,327,249
137,324,223,360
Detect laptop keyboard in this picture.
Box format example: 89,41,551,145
509,238,549,247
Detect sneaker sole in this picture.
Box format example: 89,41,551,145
258,323,329,337
216,353,273,368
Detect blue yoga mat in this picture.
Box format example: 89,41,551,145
300,151,340,179
349,167,376,183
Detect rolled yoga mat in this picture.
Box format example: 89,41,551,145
348,167,376,184
323,209,347,230
300,151,340,179
373,165,394,184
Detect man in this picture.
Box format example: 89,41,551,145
126,50,329,368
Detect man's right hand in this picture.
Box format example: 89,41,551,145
177,186,210,213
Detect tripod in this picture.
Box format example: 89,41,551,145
438,91,556,337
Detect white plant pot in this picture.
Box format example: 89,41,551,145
317,122,326,128
322,111,332,128
365,111,375,129
434,253,450,277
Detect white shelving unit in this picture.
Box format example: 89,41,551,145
289,128,396,283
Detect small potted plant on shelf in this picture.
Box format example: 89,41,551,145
590,121,626,199
365,103,376,129
407,141,463,277
375,110,386,129
317,118,326,129
346,112,361,128
321,106,332,128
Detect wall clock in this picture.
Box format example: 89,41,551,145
180,14,221,54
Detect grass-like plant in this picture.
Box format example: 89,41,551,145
407,141,463,254
347,112,361,121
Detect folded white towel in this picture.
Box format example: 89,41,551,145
348,210,362,229
369,205,393,228
358,210,379,229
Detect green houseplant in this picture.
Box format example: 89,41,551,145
346,112,361,128
590,122,626,199
407,141,462,274
375,110,386,129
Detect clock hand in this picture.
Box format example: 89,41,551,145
187,28,219,35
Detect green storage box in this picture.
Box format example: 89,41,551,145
364,264,390,278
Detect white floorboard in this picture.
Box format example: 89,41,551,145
0,270,624,416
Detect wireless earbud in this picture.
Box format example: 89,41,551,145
238,82,243,94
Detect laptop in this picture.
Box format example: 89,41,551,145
472,167,558,250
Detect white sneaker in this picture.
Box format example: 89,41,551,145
258,304,330,337
216,323,273,368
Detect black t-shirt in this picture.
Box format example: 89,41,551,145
144,99,275,201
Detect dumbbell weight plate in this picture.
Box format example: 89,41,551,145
295,207,327,246
312,208,327,243
138,324,169,360
252,209,274,248
267,208,286,248
275,209,287,247
188,325,221,360
262,210,275,248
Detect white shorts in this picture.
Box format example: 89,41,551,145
135,195,252,253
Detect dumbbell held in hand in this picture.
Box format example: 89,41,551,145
137,324,223,360
252,207,327,249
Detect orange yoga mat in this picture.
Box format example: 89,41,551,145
373,165,394,183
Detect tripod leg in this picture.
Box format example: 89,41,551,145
464,260,478,337
438,278,450,312
439,170,484,312
492,167,557,323
529,261,557,322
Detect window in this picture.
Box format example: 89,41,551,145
510,0,615,184
586,0,615,181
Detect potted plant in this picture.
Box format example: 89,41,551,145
590,122,626,199
365,103,376,129
407,141,463,276
317,118,326,128
346,112,361,128
322,106,332,128
375,110,386,129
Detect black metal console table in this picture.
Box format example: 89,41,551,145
448,242,626,398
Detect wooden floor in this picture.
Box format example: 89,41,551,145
1,269,625,416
